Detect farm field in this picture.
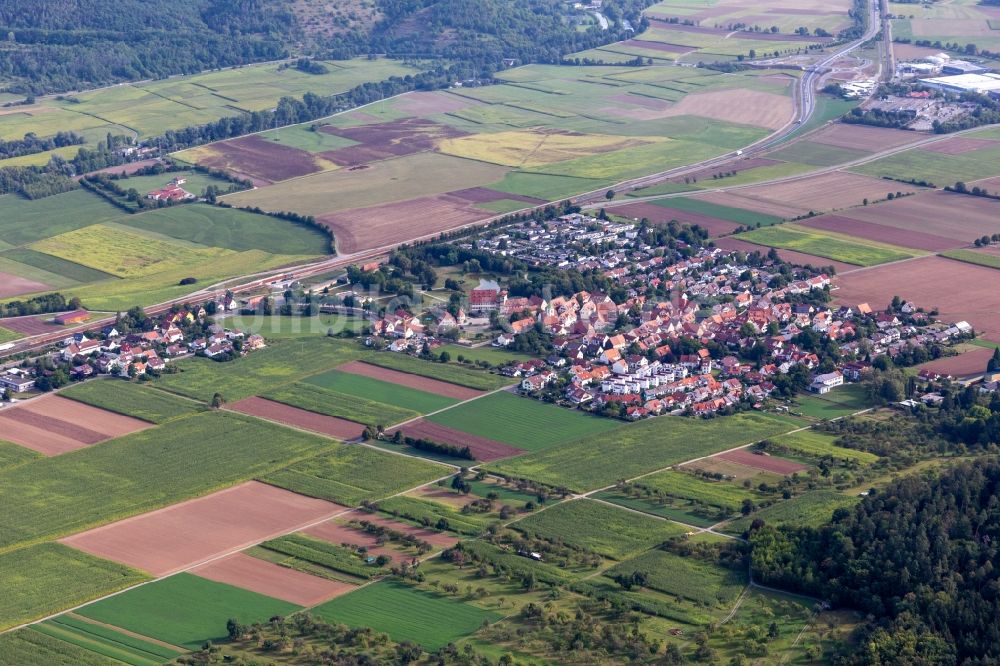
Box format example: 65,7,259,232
606,548,747,607
77,573,299,650
852,142,1000,184
216,314,368,338
312,580,502,650
725,490,860,534
918,345,997,378
0,410,330,550
227,396,368,440
0,543,146,630
263,381,419,427
191,552,355,606
261,442,449,506
716,171,905,215
33,615,183,666
512,499,687,559
715,448,810,475
0,628,130,666
335,359,486,400
363,353,514,391
648,194,784,227
614,468,760,517
798,213,962,252
770,429,879,465
942,248,1000,270
60,381,203,424
736,224,922,266
0,440,40,472
490,411,800,492
427,391,622,451
309,367,464,410
837,191,1000,244
385,418,526,463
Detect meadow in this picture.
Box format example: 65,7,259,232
0,411,329,550
512,499,687,559
262,443,449,506
263,381,419,427
61,380,204,424
34,615,183,666
625,468,759,514
77,573,299,650
304,370,457,414
428,392,622,451
606,549,747,607
0,543,146,630
736,224,921,266
724,490,860,534
852,143,1000,184
312,580,502,650
770,429,879,465
364,353,514,391
491,412,800,492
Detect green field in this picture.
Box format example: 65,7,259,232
793,383,873,420
941,248,1000,271
35,615,183,666
262,443,449,506
364,353,514,391
770,429,878,465
217,314,369,338
1,247,116,284
725,490,860,534
61,380,203,423
156,337,364,402
767,141,871,167
0,191,122,247
512,499,686,559
375,495,493,535
0,543,146,630
0,326,21,344
626,181,701,198
263,381,419,427
604,468,761,523
305,369,458,414
651,196,784,226
0,440,40,472
852,143,1000,184
312,580,502,650
606,549,747,606
489,171,606,201
0,411,329,550
491,412,800,492
77,573,299,650
428,392,621,451
0,629,123,666
737,224,920,266
258,533,380,580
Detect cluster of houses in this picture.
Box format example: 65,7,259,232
146,177,196,202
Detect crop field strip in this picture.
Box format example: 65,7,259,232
33,615,182,666
735,224,924,266
60,381,205,424
262,381,420,427
311,365,467,408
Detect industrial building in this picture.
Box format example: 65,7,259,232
919,72,1000,97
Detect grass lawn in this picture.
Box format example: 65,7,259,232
35,615,183,666
218,314,369,338
725,490,859,534
439,344,534,366
428,392,622,451
0,543,146,631
737,224,920,266
606,549,747,606
512,499,686,559
77,573,299,650
770,429,878,465
0,440,41,472
262,443,449,506
651,196,784,226
312,580,502,650
155,337,365,402
490,412,800,492
364,353,514,391
0,629,123,666
262,381,419,427
792,383,872,420
941,248,1000,271
0,326,21,344
305,369,457,414
60,380,203,423
0,410,329,550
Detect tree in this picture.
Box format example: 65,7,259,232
605,189,616,200
211,392,225,409
989,347,1000,373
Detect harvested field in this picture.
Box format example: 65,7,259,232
716,449,809,474
61,481,349,576
191,552,354,606
337,361,483,400
415,486,478,509
799,214,960,252
227,396,367,440
917,346,995,378
842,191,1000,242
693,190,803,219
194,135,324,183
656,88,793,130
834,255,1000,337
318,194,491,254
447,187,543,205
681,457,782,483
392,91,478,115
892,42,950,60
613,202,741,236
388,419,525,463
0,314,58,335
714,237,857,273
0,272,48,298
620,39,692,53
808,123,922,151
0,394,151,456
723,172,897,214
921,137,1000,155
320,118,467,166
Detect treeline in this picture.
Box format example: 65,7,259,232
386,430,474,460
0,293,78,319
842,106,913,129
0,133,134,199
934,92,1000,133
0,130,83,160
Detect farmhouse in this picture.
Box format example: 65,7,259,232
146,177,195,202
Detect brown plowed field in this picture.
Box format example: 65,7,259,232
799,214,960,252
921,137,1000,155
318,194,492,254
917,346,995,378
725,172,897,213
301,521,410,560
0,273,49,299
338,509,460,548
61,481,349,576
191,552,356,606
197,135,322,183
834,255,1000,337
658,88,793,130
80,159,163,179
447,187,545,205
694,191,803,219
714,237,857,274
386,419,524,463
0,314,57,335
337,361,483,400
808,124,922,151
716,449,809,474
843,191,1000,241
0,394,151,456
228,397,366,440
320,118,468,166
614,202,740,237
